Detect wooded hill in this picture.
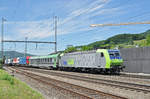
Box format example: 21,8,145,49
0,51,34,58
64,29,150,52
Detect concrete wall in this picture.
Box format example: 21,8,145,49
120,47,150,74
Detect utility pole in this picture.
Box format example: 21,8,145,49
54,16,57,53
1,17,6,67
24,37,28,57
1,16,58,60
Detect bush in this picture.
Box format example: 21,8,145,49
146,34,150,45
0,64,2,69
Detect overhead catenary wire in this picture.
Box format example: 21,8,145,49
90,21,150,27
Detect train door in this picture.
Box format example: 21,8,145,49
53,58,56,68
100,52,106,68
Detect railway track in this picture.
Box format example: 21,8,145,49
120,73,150,80
7,67,125,99
13,66,150,94
15,65,150,80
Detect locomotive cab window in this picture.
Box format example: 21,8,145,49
115,53,120,57
109,53,114,57
101,52,104,57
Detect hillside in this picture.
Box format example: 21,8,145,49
0,51,34,58
64,29,150,52
87,30,150,48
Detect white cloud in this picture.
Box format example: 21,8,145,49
6,0,122,40
60,0,110,25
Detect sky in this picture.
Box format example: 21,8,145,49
0,0,150,55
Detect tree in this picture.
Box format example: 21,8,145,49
81,46,92,51
146,34,150,46
0,59,2,69
64,47,77,53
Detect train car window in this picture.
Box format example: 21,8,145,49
50,58,52,62
46,58,47,63
101,52,104,57
48,58,49,62
50,58,51,62
47,58,49,62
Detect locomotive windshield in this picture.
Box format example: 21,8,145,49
114,52,120,57
108,50,121,59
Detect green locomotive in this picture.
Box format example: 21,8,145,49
29,49,124,74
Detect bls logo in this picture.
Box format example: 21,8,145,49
63,61,67,65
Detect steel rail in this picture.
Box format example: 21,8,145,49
16,67,150,94
9,67,126,99
8,67,92,99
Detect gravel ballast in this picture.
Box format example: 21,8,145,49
4,67,150,99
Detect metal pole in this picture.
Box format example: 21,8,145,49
24,37,28,57
1,18,4,67
55,16,57,53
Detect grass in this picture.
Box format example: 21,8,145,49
0,69,44,99
133,39,147,47
0,70,14,85
114,39,148,49
0,64,2,69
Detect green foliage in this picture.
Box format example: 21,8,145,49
0,70,14,85
105,34,145,44
64,47,77,53
0,59,2,69
146,34,150,45
63,29,150,53
0,70,44,99
81,46,92,51
134,39,147,47
77,29,150,50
